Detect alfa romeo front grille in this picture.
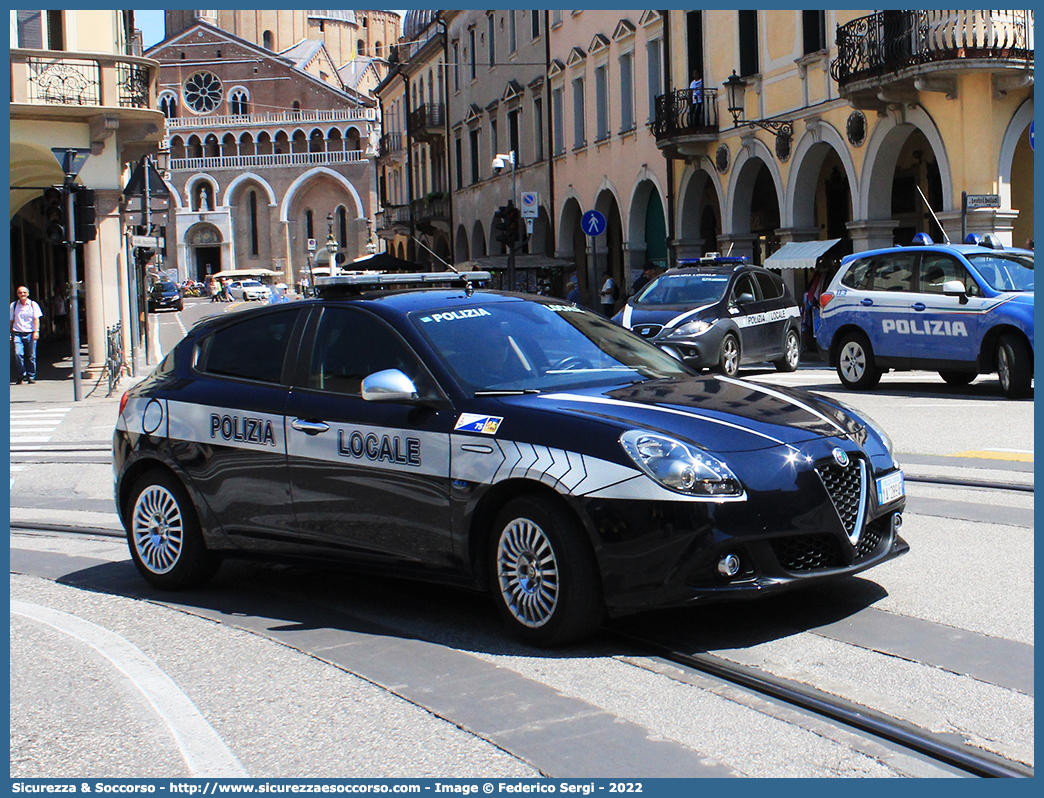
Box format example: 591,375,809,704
815,454,867,543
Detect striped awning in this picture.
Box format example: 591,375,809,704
764,238,841,270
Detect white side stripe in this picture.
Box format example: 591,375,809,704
717,376,847,434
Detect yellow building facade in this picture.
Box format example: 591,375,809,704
10,9,165,372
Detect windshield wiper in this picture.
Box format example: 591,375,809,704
474,389,541,396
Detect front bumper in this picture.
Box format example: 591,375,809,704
579,445,907,616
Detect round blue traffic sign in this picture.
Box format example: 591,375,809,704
581,210,607,237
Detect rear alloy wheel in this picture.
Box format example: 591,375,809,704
717,334,740,377
939,370,975,386
997,334,1032,399
126,470,220,590
775,329,801,372
491,495,603,647
836,332,881,390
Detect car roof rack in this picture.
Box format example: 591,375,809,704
315,270,493,297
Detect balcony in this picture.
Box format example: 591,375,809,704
832,10,1033,108
412,195,449,233
378,131,406,165
408,103,445,142
652,88,719,160
375,204,411,237
169,150,368,172
10,48,162,124
165,107,376,131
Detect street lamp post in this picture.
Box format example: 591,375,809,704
723,70,794,160
325,213,339,279
51,147,90,401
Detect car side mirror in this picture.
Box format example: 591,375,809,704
736,292,756,305
361,369,420,403
942,280,969,304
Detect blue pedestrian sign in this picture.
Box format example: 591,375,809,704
581,210,607,236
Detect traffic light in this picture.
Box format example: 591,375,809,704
72,187,97,243
134,246,155,263
493,205,511,244
43,186,66,244
505,205,521,245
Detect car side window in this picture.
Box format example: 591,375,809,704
755,272,784,300
730,274,760,306
200,310,297,383
308,306,426,396
918,254,973,294
868,255,914,292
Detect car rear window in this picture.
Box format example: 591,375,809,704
199,311,296,383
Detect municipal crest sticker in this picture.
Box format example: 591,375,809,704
454,413,504,435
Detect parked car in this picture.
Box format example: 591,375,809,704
613,258,802,376
147,281,183,312
816,234,1034,398
228,279,272,301
114,271,906,646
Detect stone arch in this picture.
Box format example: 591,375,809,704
238,131,256,156
626,175,669,270
999,98,1034,246
676,165,725,257
724,138,784,234
280,167,365,222
186,174,219,211
455,224,470,262
222,172,277,208
785,121,858,230
471,220,486,258
860,106,953,221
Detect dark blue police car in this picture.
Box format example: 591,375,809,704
613,258,802,377
114,271,907,646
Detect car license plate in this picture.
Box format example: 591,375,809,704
877,471,904,504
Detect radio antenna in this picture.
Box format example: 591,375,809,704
916,185,951,244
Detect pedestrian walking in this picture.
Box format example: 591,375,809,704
11,285,43,384
599,271,617,317
221,277,232,302
208,276,220,302
50,288,67,337
566,281,582,305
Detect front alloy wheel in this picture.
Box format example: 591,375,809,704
490,496,603,646
718,334,740,377
775,329,801,372
497,518,560,628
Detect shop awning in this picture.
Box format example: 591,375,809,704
763,239,841,270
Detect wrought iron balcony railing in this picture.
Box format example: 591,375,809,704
409,103,445,131
652,88,719,140
11,49,157,110
831,10,1033,85
379,131,405,160
411,196,449,222
375,205,411,231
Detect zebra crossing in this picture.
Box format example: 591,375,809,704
10,406,71,488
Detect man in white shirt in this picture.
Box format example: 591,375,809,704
11,285,43,384
599,271,616,317
689,70,704,127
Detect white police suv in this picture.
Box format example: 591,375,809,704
115,271,907,646
816,234,1033,398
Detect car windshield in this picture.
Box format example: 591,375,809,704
411,300,692,394
967,252,1033,292
242,280,263,287
634,271,731,306
152,283,176,294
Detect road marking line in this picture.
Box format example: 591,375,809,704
11,600,249,778
950,450,1034,462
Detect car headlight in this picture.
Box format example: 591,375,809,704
666,320,713,338
620,430,743,497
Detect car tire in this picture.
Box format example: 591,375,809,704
717,333,740,378
939,370,975,386
775,328,801,373
997,334,1032,399
125,470,221,590
490,495,604,647
836,332,881,390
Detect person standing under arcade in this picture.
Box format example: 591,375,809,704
11,286,43,384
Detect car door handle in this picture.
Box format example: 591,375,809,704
912,302,926,311
291,418,330,435
860,298,873,306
